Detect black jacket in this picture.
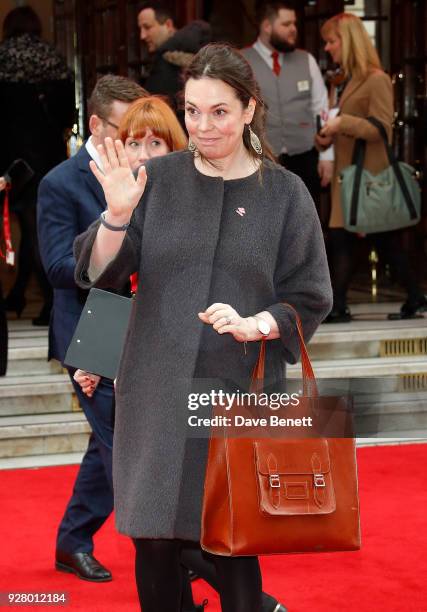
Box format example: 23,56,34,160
143,20,211,107
0,34,75,209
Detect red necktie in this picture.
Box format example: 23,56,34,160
271,51,281,76
130,273,138,295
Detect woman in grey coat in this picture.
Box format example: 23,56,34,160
74,44,332,612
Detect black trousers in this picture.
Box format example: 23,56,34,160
134,539,263,612
279,147,320,205
56,373,115,554
328,227,424,310
7,203,52,310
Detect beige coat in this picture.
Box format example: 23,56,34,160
330,70,394,227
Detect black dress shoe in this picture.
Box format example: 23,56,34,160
324,307,351,323
55,551,112,582
399,295,427,319
262,593,287,612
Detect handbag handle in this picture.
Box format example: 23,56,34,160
365,117,418,221
349,116,418,227
250,303,318,397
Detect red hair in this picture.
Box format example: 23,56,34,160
118,96,187,151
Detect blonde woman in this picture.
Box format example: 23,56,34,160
317,13,425,322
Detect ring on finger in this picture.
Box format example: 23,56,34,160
226,316,232,325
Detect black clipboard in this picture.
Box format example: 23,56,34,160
64,288,133,379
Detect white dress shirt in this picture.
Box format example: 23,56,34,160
85,136,104,169
252,39,334,161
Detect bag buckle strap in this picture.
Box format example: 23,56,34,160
267,453,281,508
313,474,326,488
269,474,281,488
311,452,327,508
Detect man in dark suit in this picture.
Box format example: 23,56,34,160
37,75,147,582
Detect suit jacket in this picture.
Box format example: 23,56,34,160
330,70,393,227
37,146,108,363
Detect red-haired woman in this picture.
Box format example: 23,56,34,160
119,95,188,169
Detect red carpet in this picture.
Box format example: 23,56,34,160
1,444,426,611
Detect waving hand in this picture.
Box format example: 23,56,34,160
90,138,147,221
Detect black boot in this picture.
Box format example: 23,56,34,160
32,303,51,326
400,295,427,318
388,295,427,320
5,293,26,318
324,306,351,323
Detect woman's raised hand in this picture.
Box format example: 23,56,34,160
89,137,147,222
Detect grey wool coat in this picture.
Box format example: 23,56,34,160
74,150,332,541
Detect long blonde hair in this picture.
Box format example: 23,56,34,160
321,13,382,80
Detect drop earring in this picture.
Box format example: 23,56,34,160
248,124,262,155
188,138,197,153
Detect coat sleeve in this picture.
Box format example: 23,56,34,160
73,200,143,291
339,72,393,142
264,174,333,364
37,173,80,289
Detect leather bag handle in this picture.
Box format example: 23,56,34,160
250,303,318,397
365,117,418,221
349,137,366,227
349,116,418,227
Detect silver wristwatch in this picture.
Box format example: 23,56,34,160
254,315,271,337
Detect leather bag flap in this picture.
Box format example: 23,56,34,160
255,438,331,476
254,439,336,516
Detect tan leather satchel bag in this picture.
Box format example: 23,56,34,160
201,306,361,556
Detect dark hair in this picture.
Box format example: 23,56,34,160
137,1,175,24
3,6,42,39
184,43,275,165
256,1,296,25
88,75,148,119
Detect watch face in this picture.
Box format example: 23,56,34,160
257,318,271,336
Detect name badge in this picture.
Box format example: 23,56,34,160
297,80,310,92
6,250,15,266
